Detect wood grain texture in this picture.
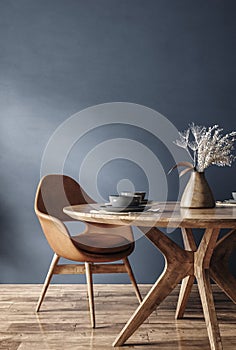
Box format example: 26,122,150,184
85,262,95,328
210,229,236,304
113,226,194,347
196,269,223,350
180,171,215,208
63,202,236,228
175,228,196,319
36,254,60,312
64,203,236,350
123,257,143,303
175,275,195,319
194,229,222,350
0,284,235,350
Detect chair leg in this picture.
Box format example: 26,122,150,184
123,257,142,303
85,262,95,328
36,253,60,312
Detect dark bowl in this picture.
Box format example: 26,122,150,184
109,195,141,208
120,191,146,201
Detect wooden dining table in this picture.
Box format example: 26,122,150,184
63,202,236,350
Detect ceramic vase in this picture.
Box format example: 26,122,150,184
180,171,215,208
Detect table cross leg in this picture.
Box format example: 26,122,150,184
113,227,193,347
196,268,223,350
175,274,195,319
176,228,197,319
177,227,234,350
194,228,222,350
210,229,236,304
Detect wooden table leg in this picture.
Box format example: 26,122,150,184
176,228,197,319
177,227,234,350
196,269,222,350
114,227,225,349
195,228,222,350
175,274,195,319
113,227,193,347
210,229,236,303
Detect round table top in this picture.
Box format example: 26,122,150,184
63,202,236,229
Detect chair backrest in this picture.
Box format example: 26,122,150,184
35,174,93,259
35,174,94,221
35,174,134,259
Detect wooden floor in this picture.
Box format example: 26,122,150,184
0,284,235,350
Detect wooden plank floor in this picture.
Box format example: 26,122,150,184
0,284,235,350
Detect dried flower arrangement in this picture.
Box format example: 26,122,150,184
170,123,236,176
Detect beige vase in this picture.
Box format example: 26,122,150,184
180,171,215,208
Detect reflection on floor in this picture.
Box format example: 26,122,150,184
0,284,235,349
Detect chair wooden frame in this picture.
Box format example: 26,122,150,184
35,174,142,328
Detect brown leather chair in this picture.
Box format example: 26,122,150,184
35,174,142,327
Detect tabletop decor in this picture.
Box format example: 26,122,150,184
170,123,236,208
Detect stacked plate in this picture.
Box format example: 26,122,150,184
217,192,236,206
99,205,149,213
222,199,236,204
100,192,151,212
223,192,236,204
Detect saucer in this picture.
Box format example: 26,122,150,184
224,199,236,204
100,205,151,213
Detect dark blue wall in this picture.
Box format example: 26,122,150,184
0,0,235,283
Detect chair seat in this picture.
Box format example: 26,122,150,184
72,233,133,254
